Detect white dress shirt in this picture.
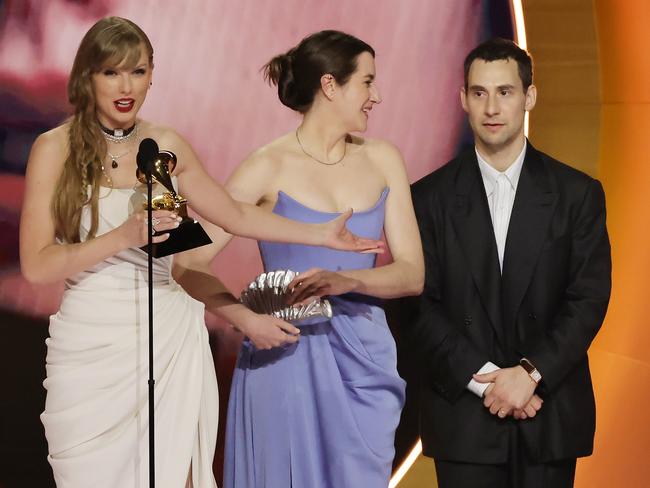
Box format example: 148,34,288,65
466,142,527,397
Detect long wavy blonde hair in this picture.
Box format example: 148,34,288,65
53,17,153,243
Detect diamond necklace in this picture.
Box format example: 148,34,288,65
100,122,138,144
101,134,138,187
295,127,346,166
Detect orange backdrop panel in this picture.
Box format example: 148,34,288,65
577,1,650,486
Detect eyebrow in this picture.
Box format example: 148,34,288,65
468,84,516,91
105,63,148,71
364,74,375,81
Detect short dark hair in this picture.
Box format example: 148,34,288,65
463,38,533,90
263,30,375,113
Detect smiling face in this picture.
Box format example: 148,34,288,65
461,58,536,155
91,45,152,129
334,51,381,132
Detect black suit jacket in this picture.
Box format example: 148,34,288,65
407,143,611,464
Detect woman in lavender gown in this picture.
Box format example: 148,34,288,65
19,18,382,488
214,31,424,487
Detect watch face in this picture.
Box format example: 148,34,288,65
531,370,542,383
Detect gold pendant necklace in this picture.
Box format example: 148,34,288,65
295,128,346,166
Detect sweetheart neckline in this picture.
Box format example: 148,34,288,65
275,187,389,215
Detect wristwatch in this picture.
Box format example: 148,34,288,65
519,358,542,384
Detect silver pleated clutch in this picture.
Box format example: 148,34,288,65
240,270,333,323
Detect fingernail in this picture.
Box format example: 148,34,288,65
174,221,180,227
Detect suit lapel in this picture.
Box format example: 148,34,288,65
450,150,506,347
502,144,558,335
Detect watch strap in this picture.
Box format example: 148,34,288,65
519,357,542,383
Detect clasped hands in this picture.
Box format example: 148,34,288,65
473,366,543,420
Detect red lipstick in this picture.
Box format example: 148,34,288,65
114,98,135,113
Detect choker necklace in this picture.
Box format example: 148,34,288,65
295,128,346,166
100,122,138,143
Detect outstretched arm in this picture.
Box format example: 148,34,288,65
165,130,382,253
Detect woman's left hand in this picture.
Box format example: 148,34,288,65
320,209,385,254
288,268,360,304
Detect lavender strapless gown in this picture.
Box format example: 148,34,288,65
224,188,406,488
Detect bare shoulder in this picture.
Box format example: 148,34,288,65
236,132,294,176
351,135,402,160
32,123,69,154
28,123,70,175
140,121,186,149
352,136,405,176
140,122,203,178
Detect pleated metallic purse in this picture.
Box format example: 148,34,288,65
240,270,332,323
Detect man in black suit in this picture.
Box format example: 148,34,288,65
408,38,611,487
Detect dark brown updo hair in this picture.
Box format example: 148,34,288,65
264,30,375,113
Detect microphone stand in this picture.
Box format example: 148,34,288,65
146,169,156,488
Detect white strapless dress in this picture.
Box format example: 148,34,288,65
41,184,218,487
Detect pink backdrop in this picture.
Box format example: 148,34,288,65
0,0,482,317
0,1,486,483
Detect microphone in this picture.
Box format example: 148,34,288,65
137,138,159,175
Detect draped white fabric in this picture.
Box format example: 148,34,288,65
41,185,218,488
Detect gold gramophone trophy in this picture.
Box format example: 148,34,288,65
137,150,212,258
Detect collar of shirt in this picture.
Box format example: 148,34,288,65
475,142,527,198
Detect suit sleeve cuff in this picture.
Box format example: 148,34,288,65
466,361,500,397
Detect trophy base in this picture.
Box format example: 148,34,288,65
141,219,212,258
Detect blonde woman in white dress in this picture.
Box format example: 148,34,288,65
19,17,381,488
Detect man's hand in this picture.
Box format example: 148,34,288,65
512,394,544,420
474,366,538,418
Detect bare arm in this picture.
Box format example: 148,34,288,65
290,141,424,300
171,148,302,345
166,130,382,252
179,144,279,258
172,243,299,350
341,142,424,297
19,128,177,284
